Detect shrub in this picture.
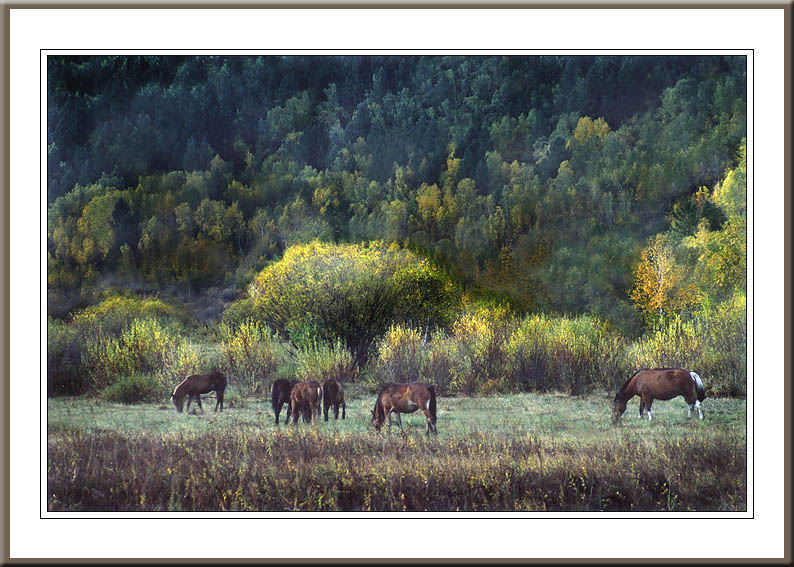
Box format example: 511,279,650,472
627,291,746,397
47,295,198,395
372,325,425,384
294,339,357,384
423,331,457,395
70,294,192,337
370,324,457,394
82,318,198,399
698,292,746,396
100,374,161,403
249,240,458,365
219,298,258,330
506,314,629,394
219,319,289,395
47,317,83,395
447,305,515,395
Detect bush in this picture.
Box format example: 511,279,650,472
506,314,629,394
627,291,746,397
82,318,199,399
372,325,425,384
447,305,515,395
47,295,198,396
70,294,193,337
367,309,630,397
220,298,258,330
100,374,161,403
47,317,83,395
294,339,357,384
370,324,457,395
423,331,457,395
219,319,289,396
249,240,458,365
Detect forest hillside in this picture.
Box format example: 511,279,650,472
47,55,747,398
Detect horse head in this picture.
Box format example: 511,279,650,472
372,411,383,431
172,392,185,413
612,394,627,421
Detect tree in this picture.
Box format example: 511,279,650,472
630,234,698,331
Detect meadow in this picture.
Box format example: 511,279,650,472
47,390,746,512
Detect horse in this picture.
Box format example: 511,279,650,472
171,370,227,413
613,368,705,421
372,382,437,435
321,378,346,421
289,380,322,424
271,378,297,425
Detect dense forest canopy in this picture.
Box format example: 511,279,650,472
47,55,747,336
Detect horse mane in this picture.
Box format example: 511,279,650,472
372,392,383,420
616,369,645,397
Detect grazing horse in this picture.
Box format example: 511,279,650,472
172,371,227,413
372,382,437,435
290,380,322,424
271,378,297,425
613,368,705,421
322,378,346,421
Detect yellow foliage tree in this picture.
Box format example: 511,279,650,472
630,234,699,331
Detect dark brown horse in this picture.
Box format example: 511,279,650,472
290,380,322,424
271,378,297,425
172,370,227,413
613,368,705,421
372,382,437,435
322,378,346,421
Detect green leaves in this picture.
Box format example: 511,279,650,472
249,241,458,366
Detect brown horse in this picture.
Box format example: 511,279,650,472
322,378,346,421
172,370,227,413
290,380,322,424
372,382,437,435
613,368,705,421
271,378,297,425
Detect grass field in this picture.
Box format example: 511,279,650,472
47,390,747,512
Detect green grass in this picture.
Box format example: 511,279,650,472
47,391,746,512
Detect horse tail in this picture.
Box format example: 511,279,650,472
271,381,279,413
691,371,706,401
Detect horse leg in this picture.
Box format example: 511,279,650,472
341,402,345,420
274,403,281,425
695,399,704,420
215,389,224,412
421,409,433,435
646,398,653,421
196,394,203,413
